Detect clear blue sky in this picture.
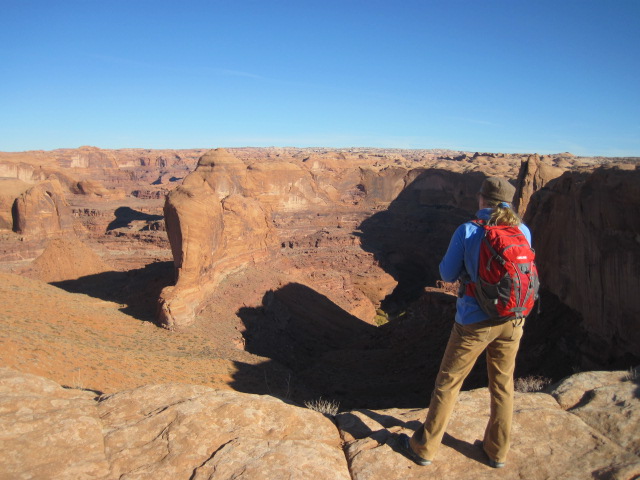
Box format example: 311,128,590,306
1,0,639,156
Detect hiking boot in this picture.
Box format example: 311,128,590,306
398,433,431,466
474,440,506,468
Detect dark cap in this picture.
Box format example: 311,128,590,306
479,177,515,203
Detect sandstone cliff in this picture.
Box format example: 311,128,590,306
513,154,564,216
524,166,640,367
0,178,30,230
158,148,516,329
12,177,76,237
1,367,638,479
159,149,278,329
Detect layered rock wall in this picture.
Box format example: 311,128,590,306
159,150,277,328
158,149,498,328
513,155,564,216
524,167,640,365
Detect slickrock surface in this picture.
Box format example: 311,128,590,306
338,382,640,480
1,367,638,479
0,369,110,479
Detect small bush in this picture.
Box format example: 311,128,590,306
623,366,639,382
374,309,389,326
304,397,340,416
515,375,552,393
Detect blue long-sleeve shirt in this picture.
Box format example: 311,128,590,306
439,208,532,325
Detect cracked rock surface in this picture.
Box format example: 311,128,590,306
1,366,639,479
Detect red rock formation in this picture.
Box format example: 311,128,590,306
158,148,495,329
159,149,277,329
524,167,640,366
0,179,30,231
76,179,125,199
513,154,564,216
12,177,76,237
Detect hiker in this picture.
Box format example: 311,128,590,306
400,176,536,469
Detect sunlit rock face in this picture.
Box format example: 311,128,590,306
159,150,278,329
2,367,638,479
513,154,564,216
12,177,75,237
158,149,492,329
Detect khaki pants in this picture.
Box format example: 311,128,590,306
410,318,525,463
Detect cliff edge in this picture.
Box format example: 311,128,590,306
1,367,638,479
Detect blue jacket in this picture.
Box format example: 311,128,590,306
439,208,532,325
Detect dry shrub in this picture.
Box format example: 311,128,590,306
304,397,340,416
374,309,389,326
623,366,639,381
515,375,552,393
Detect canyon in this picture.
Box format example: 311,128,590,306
0,145,638,478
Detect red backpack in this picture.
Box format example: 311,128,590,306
465,220,540,320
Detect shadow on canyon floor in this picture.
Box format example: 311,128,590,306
51,261,174,324
107,207,163,231
230,169,592,409
357,169,486,314
231,283,590,409
232,282,501,409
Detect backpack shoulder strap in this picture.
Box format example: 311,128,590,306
472,218,486,228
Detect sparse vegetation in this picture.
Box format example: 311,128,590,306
623,366,639,382
515,375,552,393
71,370,85,390
374,309,389,326
304,397,340,416
374,309,407,326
